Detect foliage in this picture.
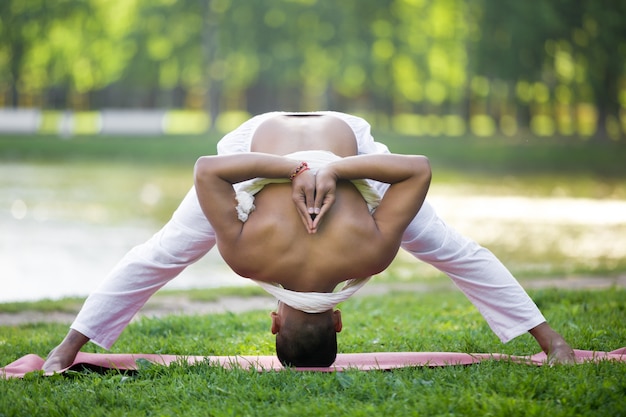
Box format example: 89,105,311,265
1,288,625,416
1,0,625,139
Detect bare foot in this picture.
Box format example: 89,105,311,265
42,329,90,372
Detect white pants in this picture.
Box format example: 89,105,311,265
72,112,545,349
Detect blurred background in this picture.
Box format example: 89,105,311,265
1,0,625,302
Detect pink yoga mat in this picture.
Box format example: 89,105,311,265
2,348,625,379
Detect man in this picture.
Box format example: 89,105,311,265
43,112,574,371
195,114,431,366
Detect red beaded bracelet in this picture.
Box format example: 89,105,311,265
289,161,309,180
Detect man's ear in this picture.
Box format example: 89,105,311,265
270,311,280,334
333,309,343,333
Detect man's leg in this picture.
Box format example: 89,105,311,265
44,187,216,371
326,115,574,362
44,113,270,371
400,201,574,363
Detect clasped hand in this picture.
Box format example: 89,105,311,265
291,168,337,234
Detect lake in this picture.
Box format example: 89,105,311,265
2,162,626,302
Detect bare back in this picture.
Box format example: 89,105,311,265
217,115,401,292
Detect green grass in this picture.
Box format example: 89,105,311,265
0,298,86,315
0,134,220,166
2,132,626,177
2,288,625,416
152,285,269,302
0,287,270,315
3,132,625,207
3,132,625,203
2,134,625,415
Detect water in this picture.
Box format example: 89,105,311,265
1,216,244,302
2,162,626,302
1,162,246,302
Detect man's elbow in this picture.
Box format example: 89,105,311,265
194,156,214,186
412,155,432,183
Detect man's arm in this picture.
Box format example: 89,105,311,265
314,154,431,237
194,153,311,239
42,329,90,372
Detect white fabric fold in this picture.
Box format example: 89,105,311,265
234,150,381,222
253,277,371,313
234,191,256,222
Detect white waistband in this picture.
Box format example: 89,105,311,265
253,277,371,313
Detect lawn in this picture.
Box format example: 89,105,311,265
1,132,625,172
2,133,625,416
1,287,625,416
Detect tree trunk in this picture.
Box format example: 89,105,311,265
204,0,221,131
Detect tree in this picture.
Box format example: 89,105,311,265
0,0,91,107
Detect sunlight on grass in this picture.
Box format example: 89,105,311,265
2,289,625,417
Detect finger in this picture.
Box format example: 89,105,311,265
313,185,329,215
295,172,316,216
292,172,316,223
305,186,316,217
299,209,314,233
293,190,314,232
312,193,334,230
